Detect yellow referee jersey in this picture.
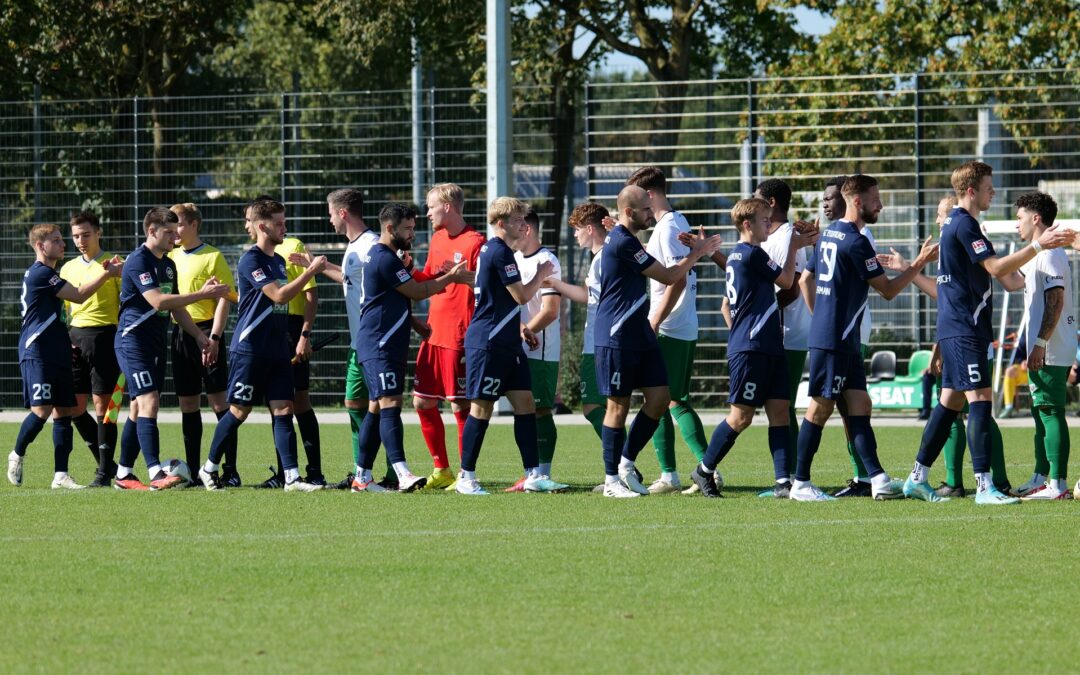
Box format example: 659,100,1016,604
168,242,237,323
59,250,121,327
277,237,317,316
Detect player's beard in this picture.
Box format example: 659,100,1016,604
861,205,879,224
391,233,412,251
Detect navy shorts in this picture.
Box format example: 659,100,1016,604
940,336,991,392
727,351,789,407
116,342,166,398
807,348,867,400
20,358,76,408
361,356,407,399
595,346,669,397
228,353,294,405
465,347,531,401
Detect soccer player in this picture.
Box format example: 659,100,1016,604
505,207,563,491
455,197,564,495
59,211,123,487
1010,192,1073,499
198,199,326,491
114,208,228,490
168,203,236,486
544,203,611,438
624,166,710,495
8,224,122,488
594,185,720,498
412,183,485,490
349,203,472,492
791,174,935,501
904,161,1073,505
688,198,817,498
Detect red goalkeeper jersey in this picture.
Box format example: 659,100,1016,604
419,224,485,349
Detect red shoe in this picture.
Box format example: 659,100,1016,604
114,475,150,491
149,473,184,491
504,476,527,493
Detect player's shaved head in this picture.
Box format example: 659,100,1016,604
617,185,655,232
617,185,647,213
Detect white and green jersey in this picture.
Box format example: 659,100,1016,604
1021,248,1075,366
646,210,697,341
762,221,811,351
516,246,562,363
583,252,602,356
342,229,380,336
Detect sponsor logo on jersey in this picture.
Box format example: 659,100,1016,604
972,239,987,254
865,257,879,271
633,249,649,264
165,266,174,280
49,275,63,286
454,252,463,263
767,259,779,270
504,263,518,277
138,272,153,285
278,264,286,275
252,268,266,282
396,268,411,283
1046,275,1063,284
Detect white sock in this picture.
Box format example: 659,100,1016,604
974,472,992,493
539,462,552,476
605,474,620,484
1052,478,1068,492
9,450,19,461
618,457,635,472
525,466,539,478
203,460,220,473
117,465,132,479
54,471,67,482
792,479,811,490
284,467,300,483
661,471,677,483
355,464,364,476
698,462,714,476
910,461,930,483
776,477,789,485
870,473,892,490
146,463,160,478
462,469,477,481
392,461,411,480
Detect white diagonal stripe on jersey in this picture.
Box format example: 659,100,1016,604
972,286,992,325
378,311,410,348
609,295,648,336
23,313,58,349
120,309,157,337
489,307,520,339
841,301,868,341
748,301,778,340
238,305,274,342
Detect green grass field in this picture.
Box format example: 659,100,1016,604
2,420,1078,673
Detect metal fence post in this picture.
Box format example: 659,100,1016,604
428,86,436,185
280,93,287,202
32,84,42,224
133,96,140,241
411,37,425,209
583,83,593,201
914,72,928,347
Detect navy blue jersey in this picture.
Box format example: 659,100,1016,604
806,220,883,353
594,224,659,351
117,245,176,354
725,242,783,356
19,261,70,361
355,242,413,364
936,207,996,342
232,246,290,359
464,237,523,352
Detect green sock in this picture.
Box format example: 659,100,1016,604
1032,409,1051,476
671,401,707,462
652,411,677,472
1038,407,1070,480
943,417,967,487
990,417,1010,489
347,408,366,466
584,408,605,439
847,441,868,480
537,414,558,465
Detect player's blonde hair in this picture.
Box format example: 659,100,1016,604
28,223,60,248
488,197,530,226
938,193,958,210
170,202,202,227
428,183,465,212
730,197,770,233
951,161,993,196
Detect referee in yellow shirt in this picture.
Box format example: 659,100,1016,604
59,211,122,487
169,203,238,485
244,197,324,487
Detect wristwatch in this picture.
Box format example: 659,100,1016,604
210,333,221,341
301,330,312,338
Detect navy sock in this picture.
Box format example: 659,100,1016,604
119,418,140,468
272,414,299,472
622,411,660,462
356,412,381,470
459,416,490,472
213,409,239,471
296,409,321,475
794,419,824,482
966,401,993,474
513,413,539,470
208,411,244,465
72,411,97,460
702,420,740,471
136,417,161,469
181,411,202,472
379,408,406,465
52,416,73,473
848,415,883,478
920,373,934,415
601,425,625,476
768,425,789,480
915,404,959,467
13,413,47,457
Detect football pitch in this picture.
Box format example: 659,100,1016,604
2,420,1077,673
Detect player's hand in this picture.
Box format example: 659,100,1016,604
535,260,554,281
930,349,943,377
288,252,312,268
194,332,211,354
649,318,661,334
308,255,328,274
601,215,617,229
296,334,312,362
103,255,124,276
412,319,432,340
200,277,229,299
689,226,723,258
791,226,819,249
522,325,539,350
1027,345,1045,372
401,251,414,270
914,235,938,266
1038,224,1076,251
438,260,454,274
202,339,219,367
876,248,909,272
793,218,819,236
447,261,474,285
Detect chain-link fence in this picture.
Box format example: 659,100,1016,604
3,68,1079,408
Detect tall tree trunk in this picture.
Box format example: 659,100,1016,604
544,79,577,250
